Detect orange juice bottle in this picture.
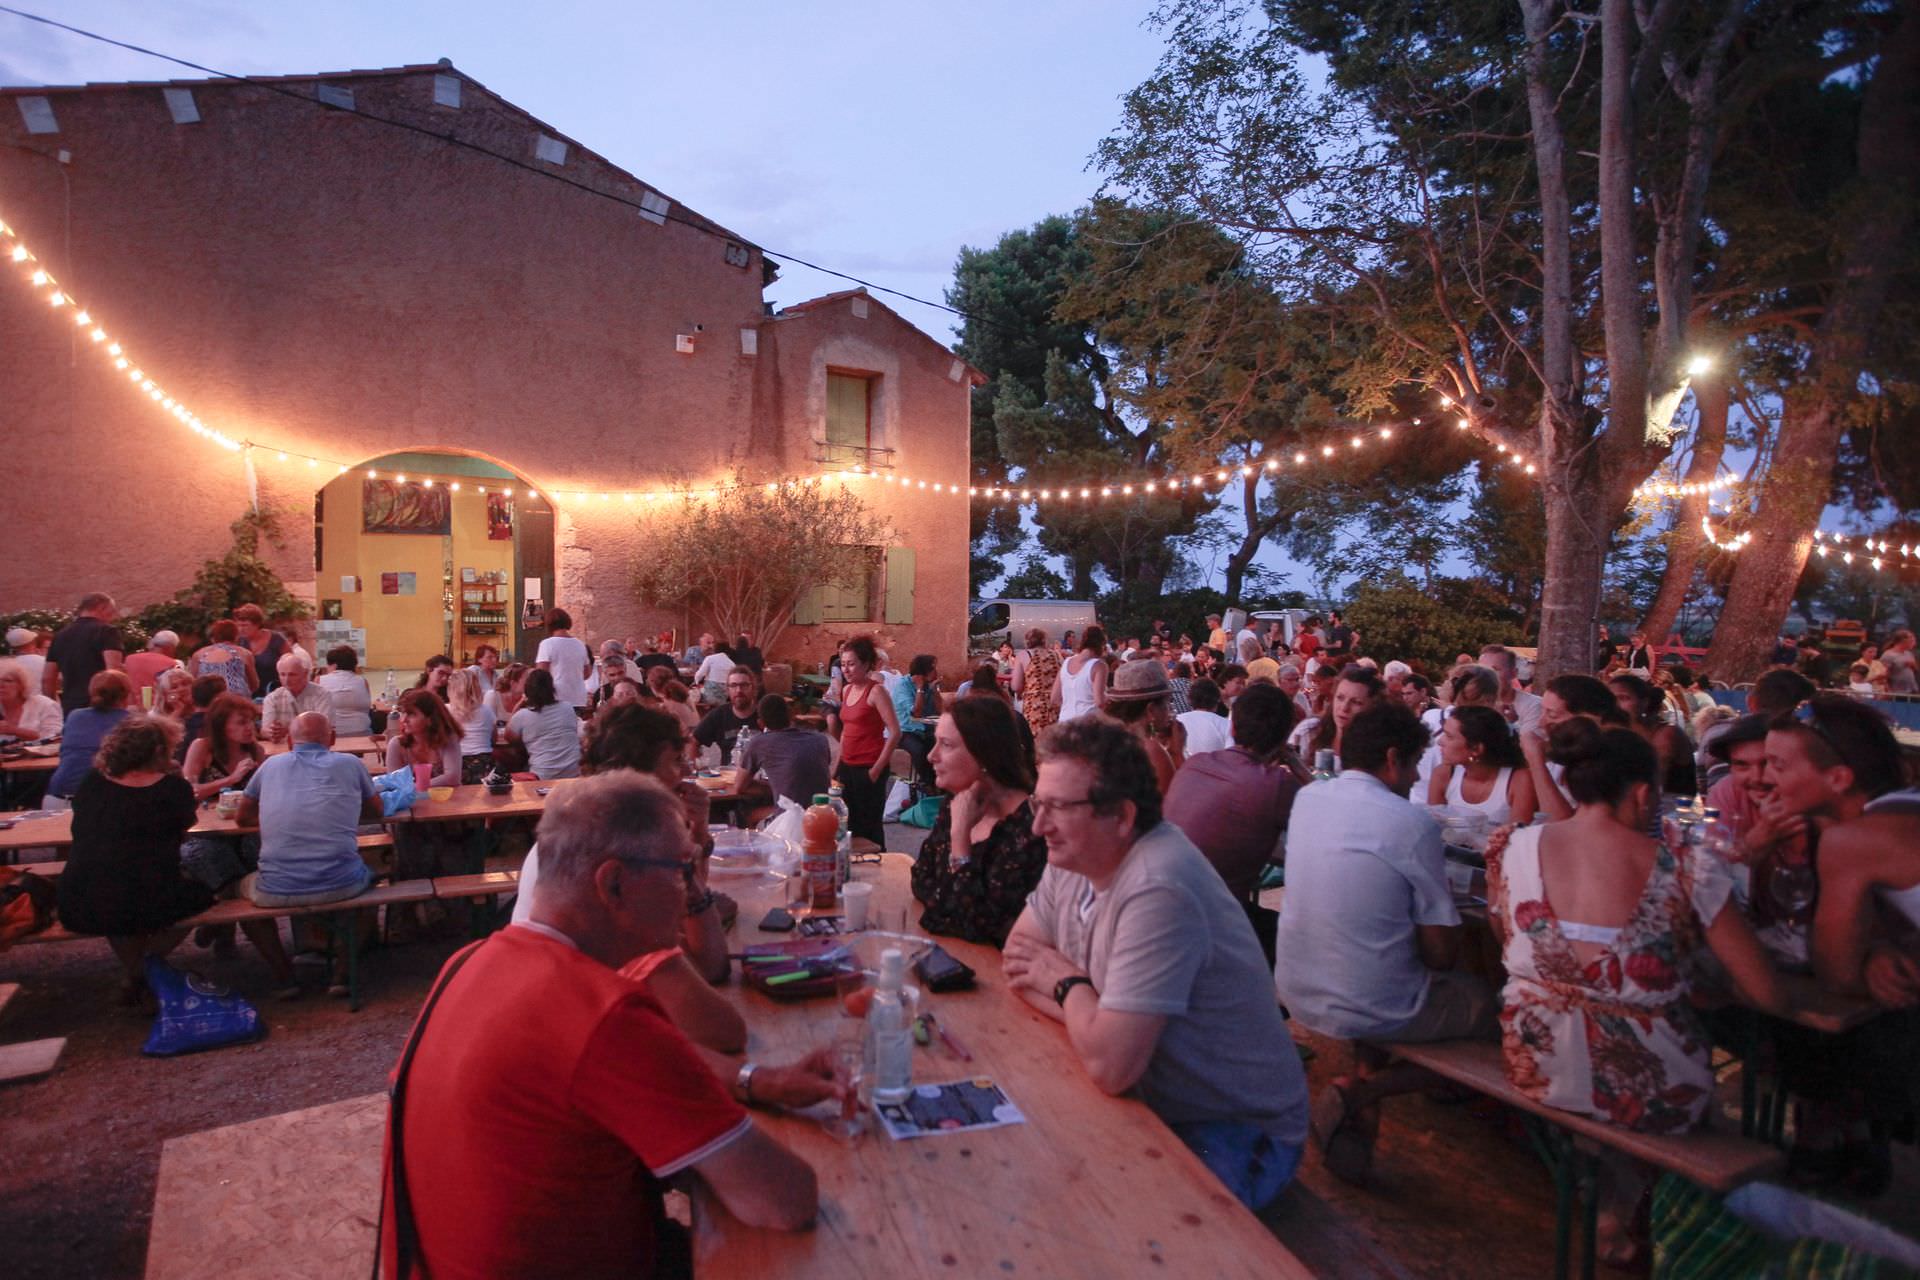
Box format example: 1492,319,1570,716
803,794,840,910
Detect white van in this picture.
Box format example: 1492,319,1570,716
969,598,1098,651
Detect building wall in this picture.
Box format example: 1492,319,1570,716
0,70,970,674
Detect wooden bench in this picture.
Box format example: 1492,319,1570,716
1366,1038,1783,1278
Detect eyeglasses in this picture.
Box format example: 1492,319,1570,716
1030,796,1101,818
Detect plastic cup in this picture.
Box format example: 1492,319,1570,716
216,789,242,819
413,762,432,792
843,882,873,930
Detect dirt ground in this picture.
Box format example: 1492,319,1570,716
3,826,1915,1280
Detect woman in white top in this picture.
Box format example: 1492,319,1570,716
507,668,582,779
316,644,374,737
534,607,593,709
1051,625,1109,722
0,656,63,742
692,644,737,706
446,667,498,784
1427,705,1535,827
466,644,500,693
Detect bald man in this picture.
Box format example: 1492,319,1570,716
239,710,383,910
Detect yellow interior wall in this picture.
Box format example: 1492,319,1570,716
316,473,515,674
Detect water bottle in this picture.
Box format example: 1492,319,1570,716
828,783,852,886
863,948,914,1104
1312,749,1337,783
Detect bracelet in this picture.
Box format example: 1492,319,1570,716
686,888,719,916
734,1061,759,1105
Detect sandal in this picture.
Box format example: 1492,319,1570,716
1309,1081,1374,1185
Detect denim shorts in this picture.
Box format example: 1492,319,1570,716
1170,1119,1303,1212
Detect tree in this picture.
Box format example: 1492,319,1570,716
950,214,1211,598
1342,577,1525,672
629,479,891,655
177,508,312,625
1703,1,1920,677
1097,0,1887,679
997,555,1071,600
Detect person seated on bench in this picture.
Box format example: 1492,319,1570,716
1277,701,1497,1184
238,711,384,997
1164,682,1301,904
382,771,833,1279
55,714,214,1006
1772,698,1920,1191
1485,718,1789,1262
1002,716,1309,1212
512,704,736,1043
734,693,831,809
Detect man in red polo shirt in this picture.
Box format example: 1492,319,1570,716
381,772,834,1278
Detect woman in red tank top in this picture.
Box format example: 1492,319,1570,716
834,635,900,847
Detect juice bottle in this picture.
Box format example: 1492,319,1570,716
803,793,839,910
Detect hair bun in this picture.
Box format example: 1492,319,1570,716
1546,716,1605,768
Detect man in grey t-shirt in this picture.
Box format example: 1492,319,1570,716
1003,717,1309,1211
735,695,831,807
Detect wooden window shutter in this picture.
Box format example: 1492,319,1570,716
826,374,870,451
793,585,823,626
884,546,915,624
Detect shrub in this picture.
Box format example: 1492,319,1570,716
1341,577,1524,673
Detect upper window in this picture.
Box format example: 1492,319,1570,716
824,372,872,463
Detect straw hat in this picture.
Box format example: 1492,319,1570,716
1106,658,1173,703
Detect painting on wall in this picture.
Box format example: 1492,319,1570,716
486,491,514,541
363,478,451,534
321,599,344,620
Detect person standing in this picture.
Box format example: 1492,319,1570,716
1052,626,1109,723
535,608,593,711
1881,629,1918,694
44,592,126,714
1620,630,1656,672
189,619,258,698
1013,628,1061,738
231,604,291,695
832,636,900,848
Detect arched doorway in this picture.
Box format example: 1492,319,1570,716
312,450,554,680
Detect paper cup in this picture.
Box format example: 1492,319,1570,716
843,881,873,930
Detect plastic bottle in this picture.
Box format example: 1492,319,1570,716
828,783,852,887
863,947,914,1104
803,793,839,910
1312,749,1337,783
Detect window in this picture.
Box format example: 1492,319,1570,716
793,546,913,627
825,372,872,464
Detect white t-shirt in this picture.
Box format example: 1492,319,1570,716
1510,689,1544,737
693,651,737,687
316,670,372,737
508,702,582,779
1176,709,1232,756
457,700,498,755
1277,772,1460,1038
536,635,593,708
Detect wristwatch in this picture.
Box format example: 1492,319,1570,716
1052,975,1094,1007
733,1062,759,1105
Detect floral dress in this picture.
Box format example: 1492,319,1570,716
1020,648,1061,736
1488,824,1735,1134
910,798,1049,947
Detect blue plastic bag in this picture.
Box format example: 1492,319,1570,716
142,958,264,1057
373,765,417,818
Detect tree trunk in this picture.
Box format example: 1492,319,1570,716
1704,0,1920,681
1535,471,1614,680
1639,372,1730,643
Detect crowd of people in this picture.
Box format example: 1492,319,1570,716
5,591,1918,1272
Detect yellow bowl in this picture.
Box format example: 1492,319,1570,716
428,786,454,802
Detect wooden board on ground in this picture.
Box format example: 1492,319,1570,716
145,1093,386,1280
145,855,1313,1279
0,1035,64,1085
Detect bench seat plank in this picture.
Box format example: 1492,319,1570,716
0,1035,64,1084
1376,1038,1783,1192
430,871,519,899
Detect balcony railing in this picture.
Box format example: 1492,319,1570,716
814,440,897,471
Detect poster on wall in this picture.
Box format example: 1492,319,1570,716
363,478,452,534
321,600,344,620
380,572,418,596
487,491,514,540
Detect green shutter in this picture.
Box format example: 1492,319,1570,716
793,585,823,626
826,373,869,451
884,546,915,624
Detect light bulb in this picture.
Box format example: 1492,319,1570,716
1380,428,1393,439
1686,354,1711,376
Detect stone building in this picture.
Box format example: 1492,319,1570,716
0,62,976,672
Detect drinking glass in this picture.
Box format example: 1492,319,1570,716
824,1031,867,1142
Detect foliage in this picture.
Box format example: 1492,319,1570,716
175,508,312,625
1094,583,1308,652
0,608,70,656
996,555,1071,601
136,601,215,647
1341,576,1523,674
629,478,891,655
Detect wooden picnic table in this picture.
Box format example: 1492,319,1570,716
144,856,1313,1280
3,734,383,775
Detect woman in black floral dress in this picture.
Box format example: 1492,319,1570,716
911,696,1048,946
